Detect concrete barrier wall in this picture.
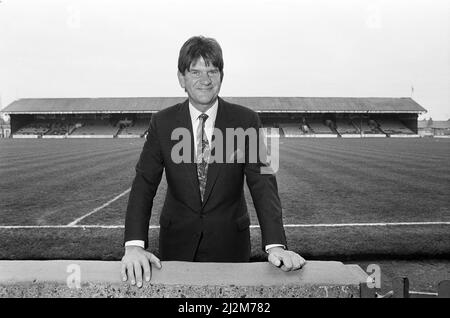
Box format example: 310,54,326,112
12,134,39,139
116,134,142,138
341,134,362,138
390,134,420,138
313,134,338,138
362,134,387,138
67,135,114,138
0,260,367,298
291,134,316,138
42,135,66,139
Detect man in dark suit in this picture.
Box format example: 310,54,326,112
121,36,305,287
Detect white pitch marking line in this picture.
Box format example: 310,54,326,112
278,221,450,227
66,188,131,226
0,225,128,229
0,221,449,230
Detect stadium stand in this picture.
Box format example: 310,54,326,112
2,97,427,138
308,120,333,134
15,122,51,135
376,119,414,135
279,124,305,137
70,120,119,136
363,119,379,134
324,119,340,135
367,119,383,134
336,118,359,134
117,119,148,137
44,121,77,136
300,124,312,134
349,118,383,134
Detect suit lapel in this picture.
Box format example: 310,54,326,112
175,97,231,209
175,99,203,205
201,97,228,207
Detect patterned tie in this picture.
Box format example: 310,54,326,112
196,113,210,202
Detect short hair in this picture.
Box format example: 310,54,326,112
178,36,224,80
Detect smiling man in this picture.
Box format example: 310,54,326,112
121,36,306,287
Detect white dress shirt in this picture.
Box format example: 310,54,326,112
189,99,218,158
125,99,284,253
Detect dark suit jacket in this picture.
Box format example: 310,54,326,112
124,97,287,262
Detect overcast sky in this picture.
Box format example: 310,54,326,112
0,0,448,119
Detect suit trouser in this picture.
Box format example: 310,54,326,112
193,232,209,262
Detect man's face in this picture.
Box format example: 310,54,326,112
178,57,222,111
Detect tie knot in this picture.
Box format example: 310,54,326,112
198,113,208,122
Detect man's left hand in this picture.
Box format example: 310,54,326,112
267,247,306,271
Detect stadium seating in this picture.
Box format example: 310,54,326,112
376,119,414,135
308,120,333,134
279,124,305,137
70,120,119,136
15,122,51,135
118,120,148,137
9,116,416,138
45,122,77,135
354,119,383,134
335,119,359,134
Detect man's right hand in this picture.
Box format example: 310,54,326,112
121,246,162,287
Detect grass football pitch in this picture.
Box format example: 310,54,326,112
0,137,449,262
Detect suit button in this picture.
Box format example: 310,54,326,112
200,214,204,219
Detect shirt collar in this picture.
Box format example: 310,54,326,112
188,99,219,124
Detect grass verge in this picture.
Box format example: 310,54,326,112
1,225,448,261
